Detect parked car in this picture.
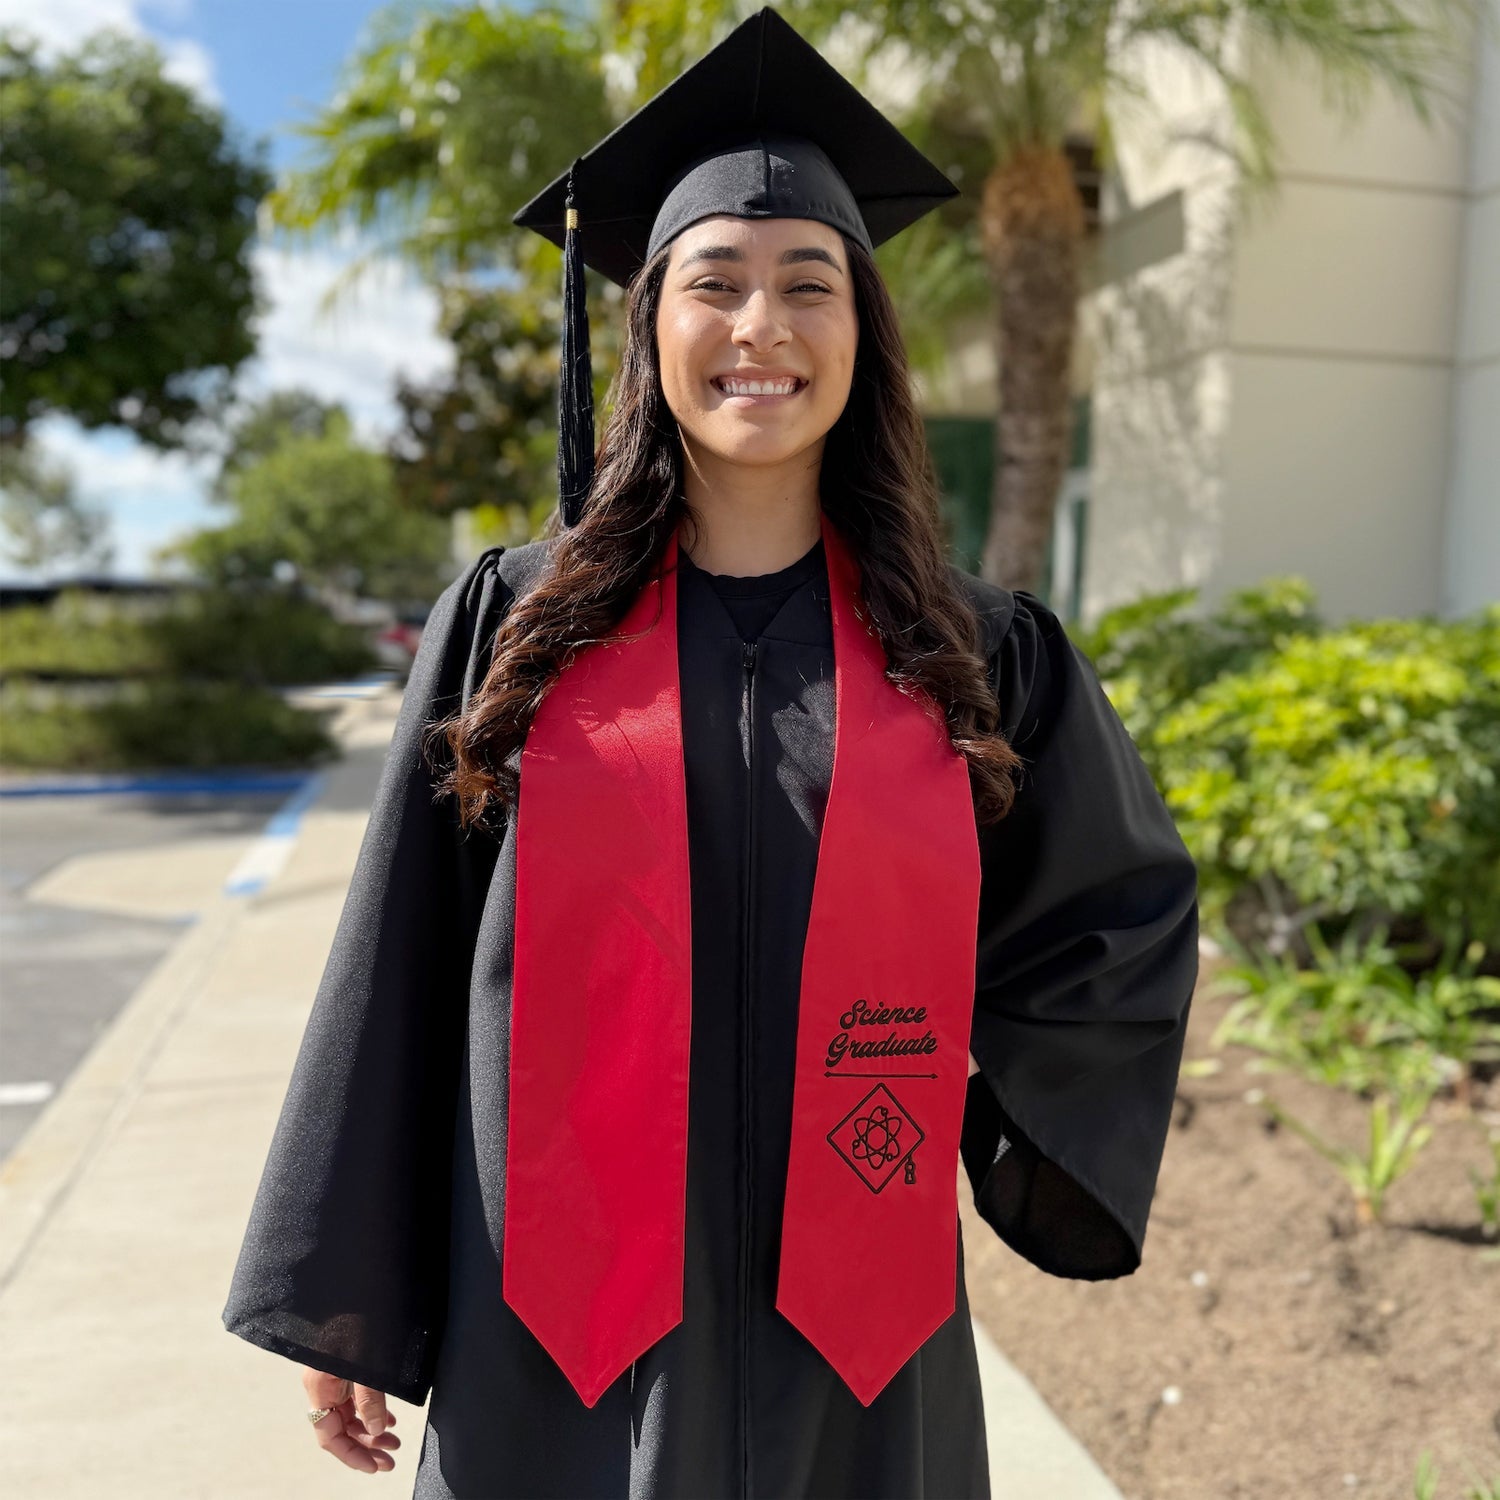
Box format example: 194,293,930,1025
373,607,429,678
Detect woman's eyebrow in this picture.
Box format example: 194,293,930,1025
679,244,844,274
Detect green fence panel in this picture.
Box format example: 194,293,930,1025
922,398,1091,619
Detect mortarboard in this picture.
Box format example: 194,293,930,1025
510,4,960,525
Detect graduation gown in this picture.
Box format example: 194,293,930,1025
222,532,1200,1500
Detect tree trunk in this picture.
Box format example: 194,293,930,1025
977,143,1085,595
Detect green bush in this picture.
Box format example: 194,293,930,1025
1086,580,1500,1226
1074,576,1323,753
0,678,340,770
1103,596,1500,950
0,584,376,684
1212,924,1500,1097
149,588,376,685
0,584,373,770
0,592,157,676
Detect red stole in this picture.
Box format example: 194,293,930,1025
503,510,982,1409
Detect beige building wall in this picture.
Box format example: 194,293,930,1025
1082,12,1495,623
1080,33,1245,619
919,311,1005,417
1445,21,1500,616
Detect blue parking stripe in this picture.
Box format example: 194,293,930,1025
222,771,330,896
262,772,328,838
0,770,315,798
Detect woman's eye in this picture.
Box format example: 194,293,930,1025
689,279,831,295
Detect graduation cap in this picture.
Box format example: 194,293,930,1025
510,4,960,526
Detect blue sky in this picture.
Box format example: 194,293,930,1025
153,0,385,176
0,0,464,581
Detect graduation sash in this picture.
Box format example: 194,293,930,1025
502,509,983,1408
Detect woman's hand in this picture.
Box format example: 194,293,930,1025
302,1366,402,1474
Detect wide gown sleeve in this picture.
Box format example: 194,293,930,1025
221,546,510,1403
960,588,1200,1279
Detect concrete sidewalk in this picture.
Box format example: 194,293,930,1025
0,684,1123,1499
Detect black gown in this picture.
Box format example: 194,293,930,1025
222,532,1200,1500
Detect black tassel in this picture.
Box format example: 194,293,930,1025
558,160,595,528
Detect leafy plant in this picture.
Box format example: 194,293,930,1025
1,30,270,447
0,679,339,771
1416,1450,1437,1500
0,586,376,686
1469,1132,1500,1242
1154,605,1500,951
1077,576,1323,752
1390,936,1500,1111
1413,1449,1500,1500
1209,925,1500,1103
1251,1067,1436,1225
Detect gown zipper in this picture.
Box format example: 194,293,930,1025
739,637,758,1500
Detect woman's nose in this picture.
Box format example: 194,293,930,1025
731,289,792,344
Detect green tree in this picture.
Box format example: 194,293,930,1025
0,29,272,448
390,280,564,536
211,388,348,505
260,3,621,528
265,3,615,293
160,403,452,603
0,440,113,572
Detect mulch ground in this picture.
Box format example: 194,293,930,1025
961,950,1500,1500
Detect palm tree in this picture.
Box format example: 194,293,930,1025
618,0,1486,594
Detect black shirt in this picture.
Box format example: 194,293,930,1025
680,536,826,642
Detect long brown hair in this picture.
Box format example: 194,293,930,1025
430,232,1023,833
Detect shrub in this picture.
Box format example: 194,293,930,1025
1074,575,1323,754
1150,604,1500,950
0,583,376,684
0,678,340,770
148,587,376,685
1211,925,1500,1100
0,592,156,677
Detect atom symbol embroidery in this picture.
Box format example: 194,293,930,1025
850,1105,904,1169
827,1083,925,1194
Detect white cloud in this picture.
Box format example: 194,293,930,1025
138,0,196,22
237,233,453,448
0,0,219,103
0,419,227,582
38,421,218,506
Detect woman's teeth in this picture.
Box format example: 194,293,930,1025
714,377,804,396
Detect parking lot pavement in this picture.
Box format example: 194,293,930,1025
0,784,301,1161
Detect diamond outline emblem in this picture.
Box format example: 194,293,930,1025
826,1082,925,1194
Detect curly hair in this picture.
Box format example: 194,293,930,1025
430,231,1023,832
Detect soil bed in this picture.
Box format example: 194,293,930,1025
961,953,1500,1499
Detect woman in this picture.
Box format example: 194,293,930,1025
223,10,1199,1497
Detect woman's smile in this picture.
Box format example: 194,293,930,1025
710,374,810,406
